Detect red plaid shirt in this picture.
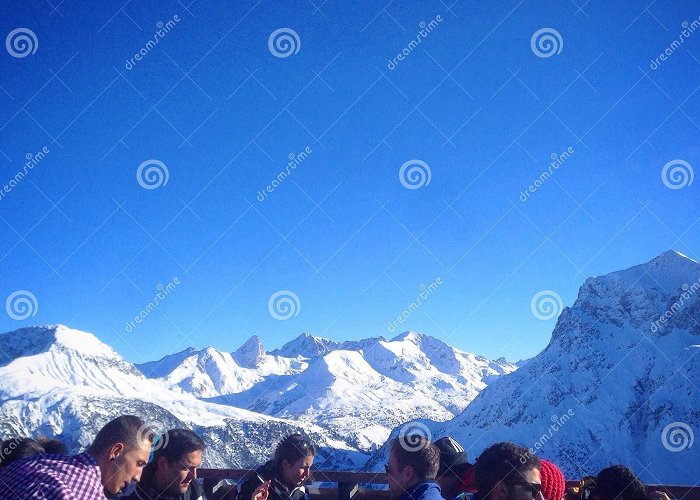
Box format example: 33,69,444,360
0,452,106,499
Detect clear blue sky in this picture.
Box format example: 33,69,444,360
1,0,699,364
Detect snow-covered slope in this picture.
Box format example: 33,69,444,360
137,331,517,451
0,325,363,469
367,250,700,484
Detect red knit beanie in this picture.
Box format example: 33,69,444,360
540,459,566,500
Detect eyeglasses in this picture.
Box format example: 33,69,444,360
509,481,543,497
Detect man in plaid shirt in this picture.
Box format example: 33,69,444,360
0,415,154,499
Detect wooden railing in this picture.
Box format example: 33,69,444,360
198,469,700,500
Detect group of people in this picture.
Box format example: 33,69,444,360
0,414,673,500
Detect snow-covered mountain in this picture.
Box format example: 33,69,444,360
136,331,518,451
0,325,363,469
367,250,700,484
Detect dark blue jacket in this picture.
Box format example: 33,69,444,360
399,480,443,500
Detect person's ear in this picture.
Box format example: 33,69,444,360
109,443,125,463
403,465,415,483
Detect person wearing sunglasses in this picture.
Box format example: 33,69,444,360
236,433,315,500
385,435,443,499
474,442,543,500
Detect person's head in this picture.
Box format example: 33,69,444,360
0,438,45,467
35,437,69,455
474,442,542,500
594,466,646,500
87,415,154,495
148,429,206,496
540,460,566,500
273,433,316,487
386,436,440,497
434,436,471,498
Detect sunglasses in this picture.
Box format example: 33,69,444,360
509,481,543,497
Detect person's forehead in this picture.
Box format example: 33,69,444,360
128,445,151,461
520,467,541,483
180,449,203,466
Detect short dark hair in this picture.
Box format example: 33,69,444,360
0,438,45,467
273,434,316,467
36,437,69,455
595,466,647,500
390,436,440,481
88,415,153,455
474,442,540,499
152,429,205,467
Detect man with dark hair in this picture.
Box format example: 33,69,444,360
434,437,476,500
0,415,153,499
0,438,45,468
385,435,442,500
593,466,647,500
474,442,542,500
36,437,69,455
126,428,208,500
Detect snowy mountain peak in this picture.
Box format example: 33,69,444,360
232,335,266,368
271,332,340,358
390,330,425,343
0,324,120,367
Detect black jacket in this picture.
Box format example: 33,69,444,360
123,473,209,500
236,461,308,500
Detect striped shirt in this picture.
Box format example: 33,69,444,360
0,452,106,499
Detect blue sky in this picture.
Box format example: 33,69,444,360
1,0,699,364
